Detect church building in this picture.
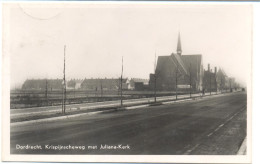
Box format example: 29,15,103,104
149,33,203,91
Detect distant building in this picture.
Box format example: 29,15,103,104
228,77,236,92
22,79,63,90
80,78,130,90
203,64,217,92
216,68,228,91
149,32,203,91
67,79,83,90
129,78,149,90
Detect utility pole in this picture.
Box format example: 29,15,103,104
221,76,223,93
175,64,178,100
62,71,64,111
95,87,97,98
100,80,103,97
120,56,123,107
154,74,157,103
118,78,120,96
154,53,157,103
74,85,76,98
215,72,217,95
62,45,66,114
229,79,232,92
209,70,211,95
45,79,48,105
189,63,192,98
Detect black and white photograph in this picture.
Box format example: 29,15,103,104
2,2,252,163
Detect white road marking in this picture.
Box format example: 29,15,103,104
207,132,213,137
227,116,234,121
184,144,200,154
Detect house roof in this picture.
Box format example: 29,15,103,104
129,78,149,86
68,79,84,83
181,55,202,82
81,78,129,89
156,54,202,76
22,79,63,89
181,55,202,71
155,56,170,74
171,53,188,74
155,53,202,84
217,68,227,77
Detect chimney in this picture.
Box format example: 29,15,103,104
215,67,217,74
208,64,210,72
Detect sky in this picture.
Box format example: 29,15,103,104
4,3,252,89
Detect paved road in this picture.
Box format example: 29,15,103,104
10,92,246,155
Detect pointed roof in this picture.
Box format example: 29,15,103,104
217,68,227,77
155,53,188,76
177,32,182,55
181,54,202,77
171,53,188,74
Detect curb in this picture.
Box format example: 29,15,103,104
125,104,149,110
11,109,115,127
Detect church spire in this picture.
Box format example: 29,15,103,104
177,32,182,56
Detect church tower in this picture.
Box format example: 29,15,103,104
177,32,182,56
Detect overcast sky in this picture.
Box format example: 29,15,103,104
5,3,252,88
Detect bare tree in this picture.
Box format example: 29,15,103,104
215,72,217,95
209,70,211,95
220,76,224,93
118,78,120,96
154,53,157,103
229,79,232,92
62,45,67,114
100,80,103,97
189,63,192,98
74,85,76,98
175,64,178,100
45,79,48,105
95,87,98,98
120,56,123,107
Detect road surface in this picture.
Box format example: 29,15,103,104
10,91,246,155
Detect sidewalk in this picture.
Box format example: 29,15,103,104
11,91,239,125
